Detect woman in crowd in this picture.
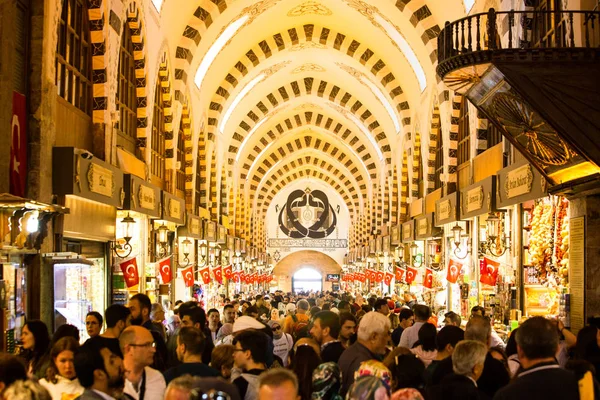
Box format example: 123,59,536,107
210,344,235,381
85,312,103,340
20,320,50,378
346,375,390,400
410,323,438,367
311,362,343,400
290,344,321,400
38,337,83,400
151,302,167,340
505,329,521,377
575,325,600,381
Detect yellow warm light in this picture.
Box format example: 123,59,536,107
548,162,600,184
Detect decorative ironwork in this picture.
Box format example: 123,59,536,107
278,188,337,239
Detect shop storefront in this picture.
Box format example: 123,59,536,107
496,161,570,327
414,213,445,318
52,147,124,340
113,174,162,305
175,213,202,303
0,194,67,352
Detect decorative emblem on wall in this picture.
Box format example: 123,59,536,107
290,41,327,51
278,188,337,239
294,103,323,111
292,63,326,74
287,1,333,17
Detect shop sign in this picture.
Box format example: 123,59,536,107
466,186,484,213
438,199,452,221
569,216,585,332
168,198,182,220
417,218,429,237
204,221,217,241
505,164,534,199
189,216,201,237
138,185,156,210
382,236,390,254
227,235,235,251
402,220,414,243
326,274,340,282
87,164,114,198
217,225,227,244
390,225,400,245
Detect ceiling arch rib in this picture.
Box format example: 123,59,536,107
207,23,411,129
237,116,379,181
250,149,367,211
257,165,359,215
224,77,392,166
242,129,371,194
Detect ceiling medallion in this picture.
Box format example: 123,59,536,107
287,1,333,17
290,41,327,51
292,63,326,74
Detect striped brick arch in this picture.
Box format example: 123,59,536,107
236,112,380,181
156,52,176,192
447,94,461,183
208,23,411,129
399,152,409,223
225,77,392,164
245,136,369,198
180,104,194,208
86,0,108,122
427,104,441,193
411,131,422,199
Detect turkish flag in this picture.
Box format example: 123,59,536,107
223,264,233,280
447,259,463,284
384,272,394,286
212,265,223,284
375,271,384,283
233,271,241,283
240,272,246,284
181,266,194,287
158,257,172,284
249,272,257,284
366,269,375,281
119,257,139,288
405,266,418,285
199,266,211,284
480,257,500,286
395,267,406,282
10,92,27,197
356,272,365,283
423,268,434,289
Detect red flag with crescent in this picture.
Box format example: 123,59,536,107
375,271,384,283
405,266,418,285
384,272,394,286
182,265,194,287
119,257,139,288
423,268,434,289
355,272,364,283
158,257,172,284
199,266,211,284
233,271,241,283
447,259,462,284
395,267,405,282
223,264,233,280
213,265,223,284
480,257,500,286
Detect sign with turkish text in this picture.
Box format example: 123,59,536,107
138,185,156,210
87,164,114,198
466,186,484,213
505,164,534,199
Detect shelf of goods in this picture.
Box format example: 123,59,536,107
522,197,570,318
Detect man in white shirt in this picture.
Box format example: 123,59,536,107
119,326,166,400
399,304,430,349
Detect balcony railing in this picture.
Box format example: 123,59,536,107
437,8,600,77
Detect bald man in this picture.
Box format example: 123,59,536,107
119,326,166,400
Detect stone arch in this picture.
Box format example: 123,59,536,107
400,152,409,222
155,50,176,191
273,250,342,289
412,130,422,199
427,103,441,193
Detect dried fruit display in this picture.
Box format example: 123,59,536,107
528,200,554,270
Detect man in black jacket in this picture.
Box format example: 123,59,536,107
309,311,345,363
493,317,580,400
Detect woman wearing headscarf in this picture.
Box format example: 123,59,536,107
311,362,343,400
354,360,392,393
345,375,390,400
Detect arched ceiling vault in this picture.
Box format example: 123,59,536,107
154,0,476,241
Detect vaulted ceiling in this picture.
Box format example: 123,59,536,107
154,0,475,243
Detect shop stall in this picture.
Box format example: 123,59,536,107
113,174,162,305
496,161,570,326
175,213,202,302
52,147,124,340
414,213,445,317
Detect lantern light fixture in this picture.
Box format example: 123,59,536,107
480,212,510,257
180,237,192,267
410,243,423,268
451,223,471,260
112,213,136,259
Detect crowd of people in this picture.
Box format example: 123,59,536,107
1,290,599,400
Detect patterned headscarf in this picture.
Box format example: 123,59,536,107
345,376,390,400
312,362,343,400
354,360,392,391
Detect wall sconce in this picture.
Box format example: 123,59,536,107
112,213,136,259
451,223,471,260
198,241,208,266
480,212,510,257
410,243,423,268
428,240,439,263
180,238,192,267
154,223,171,259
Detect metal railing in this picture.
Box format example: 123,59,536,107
437,8,600,67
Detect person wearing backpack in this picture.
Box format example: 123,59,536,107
232,330,269,400
268,321,293,367
283,300,310,339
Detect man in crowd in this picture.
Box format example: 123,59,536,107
374,299,390,316
339,312,357,348
129,294,168,370
337,300,352,314
96,304,131,357
471,306,504,348
223,304,237,324
494,317,581,400
258,368,300,400
74,340,126,400
443,311,462,327
179,303,214,365
424,325,465,386
233,330,270,400
310,311,345,363
399,304,429,349
391,308,414,347
0,353,26,396
283,299,310,336
339,311,391,395
207,308,222,343
163,327,218,384
255,295,270,320
120,326,166,400
403,293,417,309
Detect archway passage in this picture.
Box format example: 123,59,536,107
272,250,342,293
292,268,323,293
